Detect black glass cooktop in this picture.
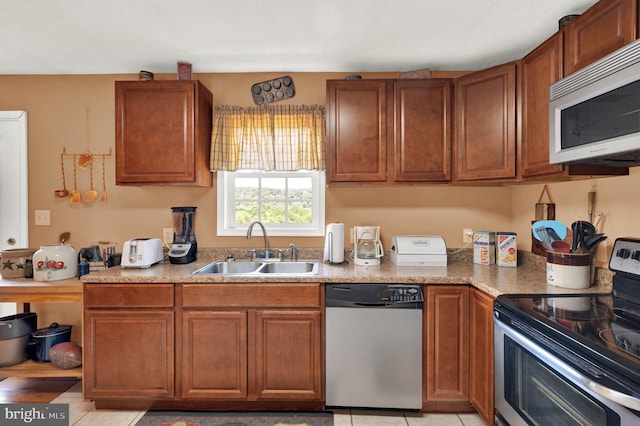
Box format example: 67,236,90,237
496,293,640,385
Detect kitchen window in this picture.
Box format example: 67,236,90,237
211,104,326,237
217,170,325,236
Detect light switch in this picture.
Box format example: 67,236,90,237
35,210,51,226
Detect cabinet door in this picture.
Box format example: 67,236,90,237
182,310,248,399
84,310,174,399
326,80,389,183
254,310,322,400
521,33,564,178
564,0,637,75
454,63,517,182
115,80,213,186
520,32,627,180
469,288,495,426
394,79,452,182
424,285,470,410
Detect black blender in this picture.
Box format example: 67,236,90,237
168,206,197,264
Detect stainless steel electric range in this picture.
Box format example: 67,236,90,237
494,237,640,425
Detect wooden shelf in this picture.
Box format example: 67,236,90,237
0,277,82,303
0,360,82,378
0,277,83,379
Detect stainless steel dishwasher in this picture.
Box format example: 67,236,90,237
325,283,423,409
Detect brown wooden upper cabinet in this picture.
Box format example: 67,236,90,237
521,33,564,179
520,32,629,180
454,62,517,182
564,0,637,76
326,79,452,184
115,80,213,186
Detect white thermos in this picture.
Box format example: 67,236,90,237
323,223,345,264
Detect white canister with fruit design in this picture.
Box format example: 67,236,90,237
33,244,78,281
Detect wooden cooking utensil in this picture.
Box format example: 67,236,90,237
69,154,81,205
78,152,92,168
99,154,107,202
54,152,69,197
82,156,98,203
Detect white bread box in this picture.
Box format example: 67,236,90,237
390,235,447,266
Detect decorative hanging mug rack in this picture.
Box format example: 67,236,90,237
56,148,112,204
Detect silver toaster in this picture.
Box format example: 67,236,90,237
121,238,164,268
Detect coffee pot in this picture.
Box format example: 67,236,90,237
354,226,383,266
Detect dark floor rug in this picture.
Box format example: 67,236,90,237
135,411,334,426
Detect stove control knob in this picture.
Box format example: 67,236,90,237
617,248,632,259
632,251,640,261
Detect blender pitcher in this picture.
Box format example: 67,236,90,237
168,206,197,264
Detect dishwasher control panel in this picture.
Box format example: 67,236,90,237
326,284,423,308
382,285,423,303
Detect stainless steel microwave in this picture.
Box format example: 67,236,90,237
549,38,640,167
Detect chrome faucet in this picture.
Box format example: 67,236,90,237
246,221,270,259
289,243,298,262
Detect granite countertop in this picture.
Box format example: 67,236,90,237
80,248,613,298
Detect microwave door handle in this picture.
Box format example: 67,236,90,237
585,381,640,412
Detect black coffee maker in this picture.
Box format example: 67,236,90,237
168,206,197,264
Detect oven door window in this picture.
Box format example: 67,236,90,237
504,336,618,425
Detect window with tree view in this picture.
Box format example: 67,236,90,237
212,104,326,236
217,170,325,236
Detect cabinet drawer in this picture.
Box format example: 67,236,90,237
84,284,174,308
182,284,322,308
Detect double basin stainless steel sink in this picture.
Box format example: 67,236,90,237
192,260,320,276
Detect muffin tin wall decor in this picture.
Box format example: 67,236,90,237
251,76,295,104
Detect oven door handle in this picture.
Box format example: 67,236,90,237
495,319,640,412
585,380,640,412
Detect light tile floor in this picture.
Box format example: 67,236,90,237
50,383,145,426
52,383,486,426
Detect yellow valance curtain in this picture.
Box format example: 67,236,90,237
210,104,326,171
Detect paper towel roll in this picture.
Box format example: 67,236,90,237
323,223,345,263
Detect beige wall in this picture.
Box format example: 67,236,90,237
512,169,640,267
4,70,640,335
1,71,639,262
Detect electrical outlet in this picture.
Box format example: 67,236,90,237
35,210,50,226
162,228,174,246
463,228,473,243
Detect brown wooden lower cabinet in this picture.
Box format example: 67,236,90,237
181,310,248,399
470,288,495,426
254,310,322,400
181,308,322,401
84,281,496,414
83,284,176,403
423,285,474,412
84,282,323,410
84,309,175,400
423,284,496,422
